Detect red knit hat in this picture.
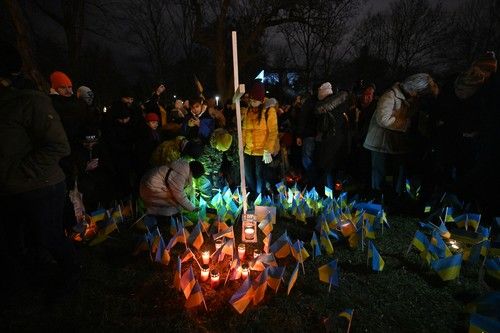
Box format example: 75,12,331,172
249,81,265,102
50,71,72,89
145,113,159,122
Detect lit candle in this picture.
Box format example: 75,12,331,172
241,264,249,280
200,264,209,281
451,244,459,250
238,243,246,260
201,250,210,265
210,269,220,288
215,238,224,250
253,249,261,259
244,226,255,241
449,240,456,245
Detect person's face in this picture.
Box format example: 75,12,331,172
361,87,375,105
175,100,183,109
183,100,190,109
57,85,73,97
147,120,159,130
121,96,134,106
191,103,202,115
117,117,130,124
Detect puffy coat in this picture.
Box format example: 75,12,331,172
363,84,412,154
242,106,279,156
0,87,70,194
139,159,195,216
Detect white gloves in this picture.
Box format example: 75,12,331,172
262,150,273,164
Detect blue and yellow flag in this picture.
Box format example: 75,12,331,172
412,230,430,253
338,308,354,322
368,241,384,271
180,266,196,299
267,266,285,293
469,313,500,333
364,220,376,240
310,232,321,257
431,231,452,258
485,257,500,281
430,253,462,281
467,214,481,232
287,263,300,295
270,231,292,258
320,229,334,254
325,186,333,199
185,281,205,309
454,214,467,229
188,222,204,250
252,269,268,305
444,207,454,222
229,276,254,314
318,259,339,287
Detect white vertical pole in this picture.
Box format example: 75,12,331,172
232,31,248,214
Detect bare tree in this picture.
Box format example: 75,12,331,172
124,0,180,81
29,0,114,78
449,0,500,70
3,0,48,91
352,0,450,78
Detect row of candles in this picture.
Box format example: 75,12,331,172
199,242,261,287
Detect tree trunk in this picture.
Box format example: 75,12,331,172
4,0,49,92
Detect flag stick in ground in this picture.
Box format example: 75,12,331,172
190,248,202,270
182,224,189,250
299,243,305,275
347,310,354,333
129,213,147,229
405,242,413,256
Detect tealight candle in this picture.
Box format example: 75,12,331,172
241,264,249,280
201,249,210,265
200,264,209,281
253,249,261,259
238,244,246,260
215,238,224,250
451,244,459,250
210,269,220,288
244,226,255,240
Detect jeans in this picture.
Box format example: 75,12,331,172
244,153,265,195
371,151,406,195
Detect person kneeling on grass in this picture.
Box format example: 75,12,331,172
139,159,204,223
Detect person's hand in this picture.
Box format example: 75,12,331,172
296,137,302,146
85,158,99,171
262,150,273,164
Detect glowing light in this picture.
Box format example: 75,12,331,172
238,244,246,260
201,250,210,265
200,264,209,281
241,264,249,280
253,249,261,259
210,269,220,288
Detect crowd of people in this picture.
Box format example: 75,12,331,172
1,41,499,300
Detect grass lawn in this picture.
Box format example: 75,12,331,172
1,214,495,332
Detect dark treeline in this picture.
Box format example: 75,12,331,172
1,0,500,101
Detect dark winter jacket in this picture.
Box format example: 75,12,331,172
50,94,88,146
314,91,351,170
296,96,317,139
0,86,70,194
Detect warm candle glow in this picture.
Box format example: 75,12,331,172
253,249,261,259
451,244,459,249
210,269,220,287
241,264,249,280
244,226,255,240
201,250,210,265
238,244,246,260
200,264,209,281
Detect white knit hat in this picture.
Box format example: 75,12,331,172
317,82,333,100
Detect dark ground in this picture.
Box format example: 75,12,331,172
1,214,495,332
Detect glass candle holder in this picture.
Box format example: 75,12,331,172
210,269,220,288
241,264,249,280
244,225,255,241
238,244,246,260
215,238,224,250
200,264,209,282
253,248,262,259
201,249,210,265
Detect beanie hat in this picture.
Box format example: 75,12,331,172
145,112,160,122
0,41,22,77
472,51,497,74
77,86,94,105
317,82,333,100
50,71,72,90
264,97,278,109
210,128,233,152
181,140,203,158
249,81,265,103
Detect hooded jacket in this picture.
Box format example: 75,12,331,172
242,105,279,156
139,159,195,216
